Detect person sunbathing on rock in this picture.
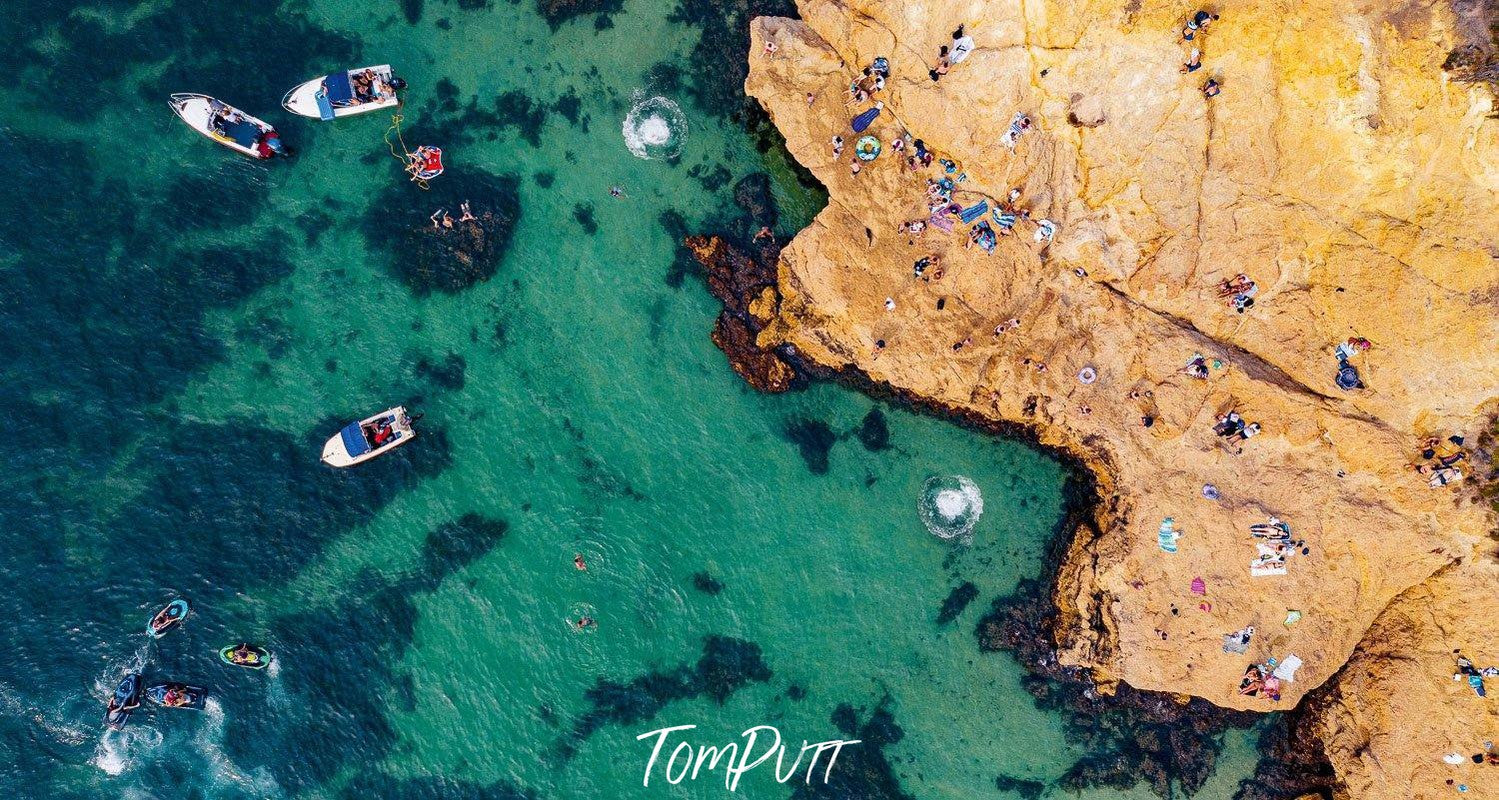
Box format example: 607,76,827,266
1226,421,1261,445
1214,411,1244,436
1239,665,1264,696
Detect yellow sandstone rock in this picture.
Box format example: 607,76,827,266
741,0,1498,794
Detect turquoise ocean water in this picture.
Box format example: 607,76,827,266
0,1,1263,797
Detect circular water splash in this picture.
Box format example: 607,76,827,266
622,96,687,160
567,602,598,635
918,475,984,541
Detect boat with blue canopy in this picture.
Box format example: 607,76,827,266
282,65,404,120
321,406,417,467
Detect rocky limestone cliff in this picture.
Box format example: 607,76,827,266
731,0,1499,795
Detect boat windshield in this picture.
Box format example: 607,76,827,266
360,416,400,448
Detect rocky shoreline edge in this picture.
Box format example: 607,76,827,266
686,229,1342,799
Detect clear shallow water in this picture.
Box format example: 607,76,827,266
0,1,1261,798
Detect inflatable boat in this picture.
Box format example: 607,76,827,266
219,644,271,670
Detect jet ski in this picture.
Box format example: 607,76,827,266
105,673,143,730
321,406,417,467
168,94,289,159
145,683,207,711
219,644,271,670
147,598,190,638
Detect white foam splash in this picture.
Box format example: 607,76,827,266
0,680,90,747
195,698,285,796
918,476,984,541
92,725,162,776
622,95,687,160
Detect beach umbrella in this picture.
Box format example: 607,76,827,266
851,101,883,133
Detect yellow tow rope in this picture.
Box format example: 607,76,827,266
385,109,430,190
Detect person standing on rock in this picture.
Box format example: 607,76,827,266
1182,10,1218,41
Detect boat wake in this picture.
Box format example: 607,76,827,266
196,698,284,797
622,95,687,160
93,725,162,776
0,680,92,748
917,475,985,542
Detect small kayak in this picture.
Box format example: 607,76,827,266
104,673,142,730
219,644,271,670
169,94,288,159
282,65,404,120
321,406,417,468
145,683,207,711
147,599,190,638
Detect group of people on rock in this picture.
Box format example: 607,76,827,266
1248,515,1307,576
929,25,974,81
1412,434,1469,487
1213,409,1261,451
429,200,478,231
848,57,890,104
1182,352,1216,379
1238,660,1282,700
1216,273,1258,312
1179,9,1223,97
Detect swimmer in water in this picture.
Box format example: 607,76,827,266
574,616,596,630
573,554,587,571
609,186,624,198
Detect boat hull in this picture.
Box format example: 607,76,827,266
282,65,399,119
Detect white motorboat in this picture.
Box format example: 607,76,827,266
282,65,403,120
168,94,286,159
321,406,417,467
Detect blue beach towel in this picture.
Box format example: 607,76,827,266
992,209,1017,229
1158,517,1181,553
959,200,989,224
324,71,355,105
851,104,882,133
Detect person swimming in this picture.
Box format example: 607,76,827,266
573,554,587,571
